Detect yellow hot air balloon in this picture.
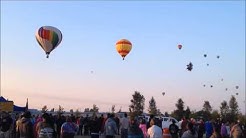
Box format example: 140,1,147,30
115,39,132,60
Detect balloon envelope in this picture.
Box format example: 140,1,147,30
35,26,62,58
116,39,132,60
178,44,182,50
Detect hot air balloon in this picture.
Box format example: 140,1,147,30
210,85,213,88
35,26,62,58
207,63,209,66
116,39,132,60
225,88,228,91
217,55,220,59
236,93,238,95
204,54,207,57
203,84,206,87
236,86,239,89
186,62,193,71
162,92,165,96
178,44,182,50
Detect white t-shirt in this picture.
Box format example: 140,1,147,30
147,125,162,138
120,117,129,129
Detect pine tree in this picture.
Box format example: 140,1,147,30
148,96,158,115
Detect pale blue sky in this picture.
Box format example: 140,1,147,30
1,1,245,114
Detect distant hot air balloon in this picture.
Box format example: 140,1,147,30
203,84,206,87
236,93,238,95
116,39,132,60
186,62,193,71
35,26,62,58
236,86,239,89
162,92,165,96
225,88,228,91
207,63,209,66
221,78,223,81
178,44,182,50
204,54,207,57
217,55,220,59
210,85,213,88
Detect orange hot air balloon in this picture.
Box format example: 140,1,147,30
116,39,132,60
178,44,182,50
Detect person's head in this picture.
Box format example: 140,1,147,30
66,116,72,122
187,122,194,130
23,111,31,118
150,119,156,127
140,118,146,124
42,113,50,122
124,113,127,118
172,119,176,124
187,122,196,135
110,113,115,118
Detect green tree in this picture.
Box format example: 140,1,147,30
70,109,74,114
75,109,81,117
118,107,122,113
229,95,239,122
57,105,64,115
185,106,191,118
90,104,99,117
157,109,162,116
84,108,90,112
129,91,145,118
164,112,169,117
41,105,48,113
203,101,212,113
211,110,220,120
172,98,185,120
148,96,158,115
50,108,55,112
202,101,212,120
111,105,115,113
220,100,229,120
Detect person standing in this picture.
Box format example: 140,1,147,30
120,113,129,138
139,119,147,138
17,111,34,138
104,114,117,138
60,116,78,138
147,119,162,138
230,121,243,138
169,120,179,138
36,113,56,138
181,122,198,138
0,111,13,138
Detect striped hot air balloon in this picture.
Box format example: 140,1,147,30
116,39,132,60
35,26,62,58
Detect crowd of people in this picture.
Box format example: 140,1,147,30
0,110,246,138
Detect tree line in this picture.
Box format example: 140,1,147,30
41,91,245,123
